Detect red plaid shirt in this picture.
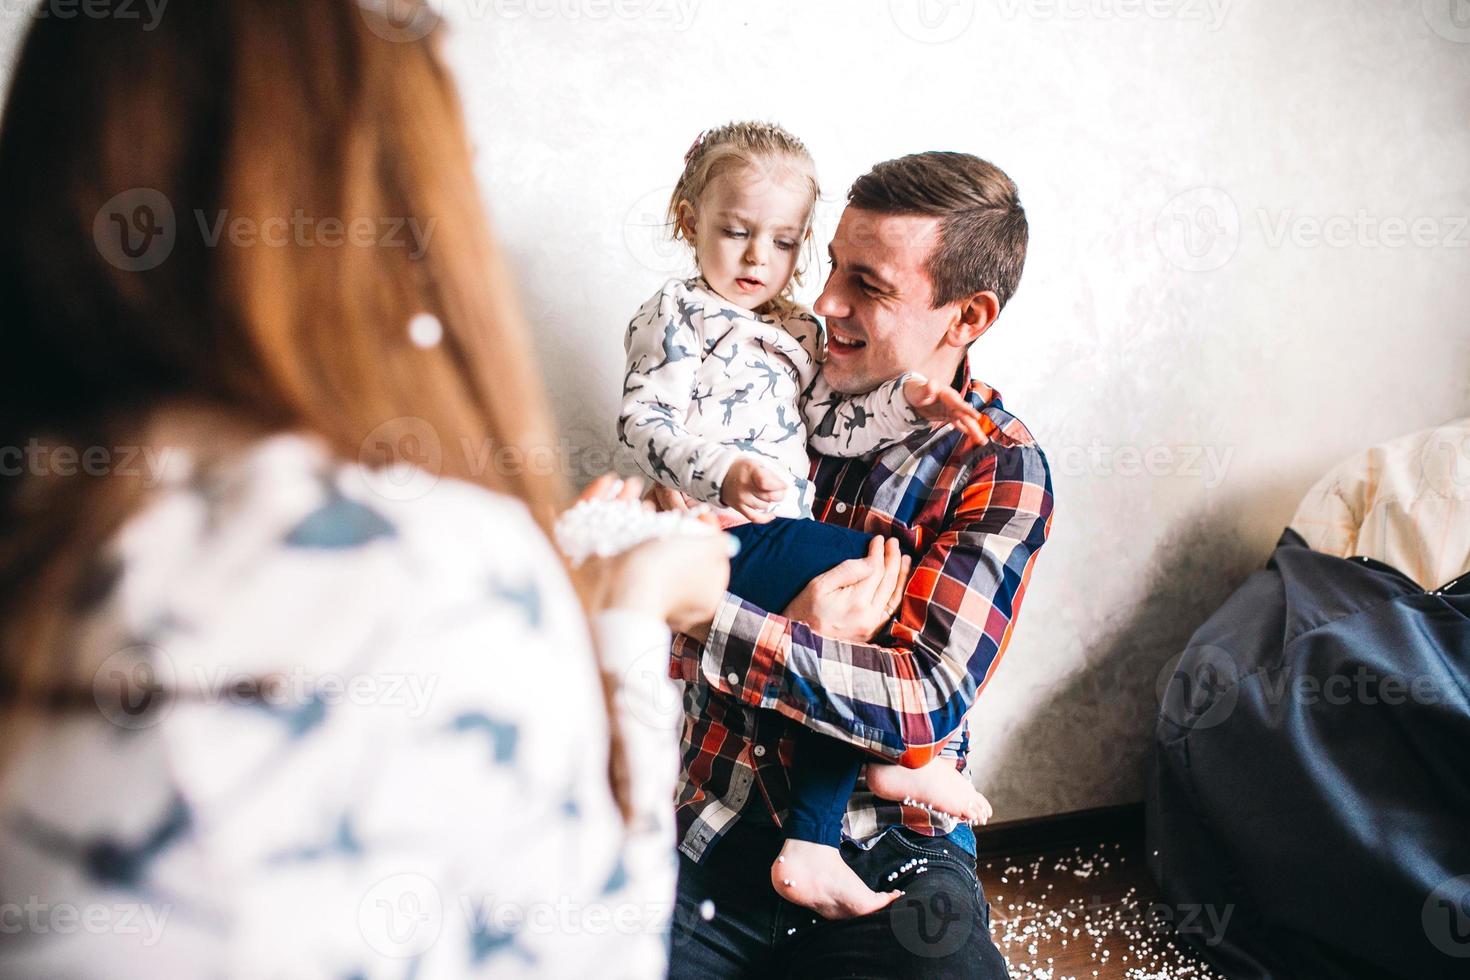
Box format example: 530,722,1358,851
670,360,1055,861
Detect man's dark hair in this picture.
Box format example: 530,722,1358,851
847,151,1028,310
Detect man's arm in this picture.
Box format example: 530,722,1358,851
678,441,1053,767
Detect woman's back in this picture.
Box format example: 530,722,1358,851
0,431,655,977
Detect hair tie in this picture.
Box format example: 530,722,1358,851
684,129,708,165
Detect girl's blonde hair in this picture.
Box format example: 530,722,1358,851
666,120,821,304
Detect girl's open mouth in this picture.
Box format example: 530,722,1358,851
736,277,764,292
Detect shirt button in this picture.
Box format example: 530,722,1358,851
834,502,848,514
753,745,766,758
727,672,740,685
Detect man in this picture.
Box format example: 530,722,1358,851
663,151,1053,978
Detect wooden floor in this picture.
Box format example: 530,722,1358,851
975,808,1225,980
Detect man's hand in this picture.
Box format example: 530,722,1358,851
781,536,910,642
903,373,986,442
721,458,789,524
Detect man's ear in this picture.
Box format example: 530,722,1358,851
948,291,1001,347
675,200,698,242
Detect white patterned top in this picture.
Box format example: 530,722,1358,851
617,277,925,519
0,433,680,979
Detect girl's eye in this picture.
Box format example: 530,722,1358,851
775,240,797,251
723,228,747,239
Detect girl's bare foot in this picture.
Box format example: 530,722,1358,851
865,758,993,826
770,839,903,919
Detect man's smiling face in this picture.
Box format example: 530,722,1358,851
813,207,967,395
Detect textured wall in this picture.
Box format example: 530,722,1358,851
4,0,1468,820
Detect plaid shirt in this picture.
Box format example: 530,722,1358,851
670,359,1055,863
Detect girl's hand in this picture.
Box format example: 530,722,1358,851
570,474,731,635
902,373,986,442
720,458,789,524
780,536,911,642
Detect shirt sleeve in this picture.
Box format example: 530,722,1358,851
682,441,1053,768
790,313,928,457
617,281,741,505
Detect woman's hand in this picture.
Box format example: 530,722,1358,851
903,373,986,442
571,474,731,635
781,536,911,642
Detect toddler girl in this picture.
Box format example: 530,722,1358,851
617,121,991,918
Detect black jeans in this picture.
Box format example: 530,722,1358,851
668,821,1010,979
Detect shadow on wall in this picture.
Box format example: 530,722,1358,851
984,478,1302,818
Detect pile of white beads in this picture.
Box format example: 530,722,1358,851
886,856,930,883
554,497,733,567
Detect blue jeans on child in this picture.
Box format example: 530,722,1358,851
726,517,899,849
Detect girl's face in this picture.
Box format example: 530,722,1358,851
679,159,811,312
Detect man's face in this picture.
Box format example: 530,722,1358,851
813,208,961,394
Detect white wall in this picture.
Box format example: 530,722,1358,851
5,0,1468,820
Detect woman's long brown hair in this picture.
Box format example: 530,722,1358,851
0,0,632,815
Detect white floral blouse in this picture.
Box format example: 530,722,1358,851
0,433,679,979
